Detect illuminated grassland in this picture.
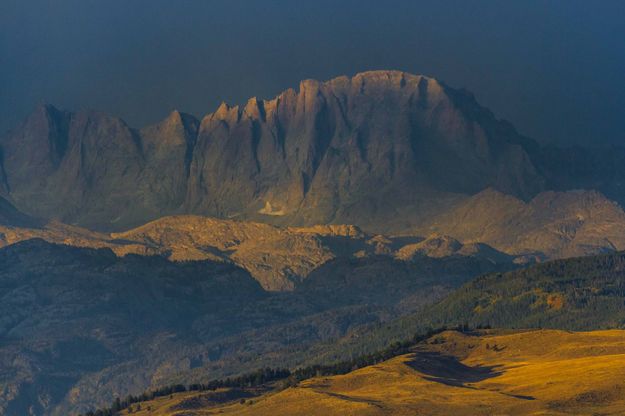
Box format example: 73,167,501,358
120,329,625,415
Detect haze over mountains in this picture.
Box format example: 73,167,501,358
4,70,625,235
3,197,625,293
3,70,625,287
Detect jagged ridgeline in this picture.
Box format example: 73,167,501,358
5,70,625,233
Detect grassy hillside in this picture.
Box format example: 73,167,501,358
115,329,625,415
189,249,625,395
340,250,625,355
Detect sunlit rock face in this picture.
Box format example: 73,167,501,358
185,70,543,231
0,71,544,232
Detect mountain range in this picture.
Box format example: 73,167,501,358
2,184,625,292
4,70,625,234
3,70,625,415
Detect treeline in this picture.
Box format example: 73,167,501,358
424,251,625,331
79,368,290,416
79,325,469,416
283,325,465,385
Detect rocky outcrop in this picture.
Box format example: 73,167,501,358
5,187,625,290
415,188,625,259
395,234,512,264
0,215,512,291
111,215,335,291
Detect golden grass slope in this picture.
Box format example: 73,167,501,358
121,329,625,416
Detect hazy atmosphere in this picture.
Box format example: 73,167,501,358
1,0,624,145
5,2,625,415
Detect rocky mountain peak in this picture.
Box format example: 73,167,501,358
0,71,562,231
142,110,199,144
243,97,266,121
163,109,185,128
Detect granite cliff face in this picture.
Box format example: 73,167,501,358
184,71,543,231
0,71,545,232
0,103,200,228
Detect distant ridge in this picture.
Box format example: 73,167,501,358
3,70,625,235
0,214,513,291
415,188,625,259
0,70,544,232
3,185,625,290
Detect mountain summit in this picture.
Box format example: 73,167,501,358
0,70,606,232
185,71,543,232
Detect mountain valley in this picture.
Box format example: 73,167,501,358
0,237,495,415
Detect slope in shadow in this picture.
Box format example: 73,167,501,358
407,351,535,400
407,351,500,386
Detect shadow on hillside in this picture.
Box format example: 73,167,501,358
408,351,499,385
407,351,535,400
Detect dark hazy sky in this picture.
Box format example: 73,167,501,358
1,0,624,145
